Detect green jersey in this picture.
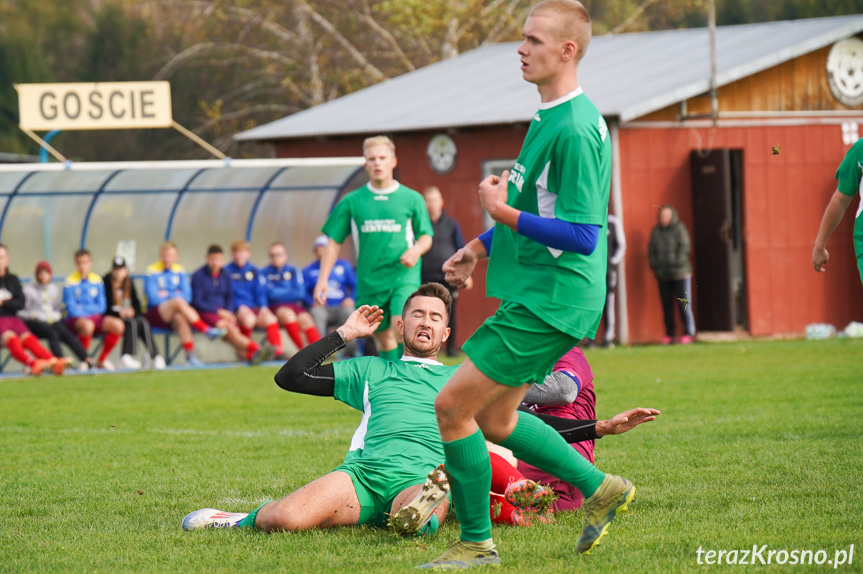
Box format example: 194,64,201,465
322,183,433,298
332,356,456,475
835,137,863,255
486,88,612,333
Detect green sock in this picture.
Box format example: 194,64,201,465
443,428,492,542
499,410,605,498
419,514,439,536
236,501,270,529
379,347,399,361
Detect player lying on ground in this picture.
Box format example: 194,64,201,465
183,284,657,535
184,285,458,533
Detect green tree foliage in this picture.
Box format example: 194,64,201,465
1,0,861,161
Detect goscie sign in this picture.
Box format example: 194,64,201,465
16,82,172,130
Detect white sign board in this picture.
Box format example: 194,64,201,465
16,81,173,131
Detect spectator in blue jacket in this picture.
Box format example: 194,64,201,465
144,241,225,366
262,241,320,351
191,244,272,365
303,235,358,356
226,240,284,360
63,249,125,370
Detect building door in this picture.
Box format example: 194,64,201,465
690,149,747,331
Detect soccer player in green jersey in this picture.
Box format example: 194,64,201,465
814,137,863,286
314,136,433,361
420,1,635,568
182,284,456,533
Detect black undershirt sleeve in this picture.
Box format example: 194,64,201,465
517,404,599,443
273,331,345,397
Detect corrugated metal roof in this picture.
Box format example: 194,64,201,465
236,15,863,141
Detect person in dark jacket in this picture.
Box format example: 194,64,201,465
190,244,273,365
648,205,695,344
104,256,164,370
420,186,466,356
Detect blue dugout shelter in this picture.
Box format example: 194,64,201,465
0,158,367,278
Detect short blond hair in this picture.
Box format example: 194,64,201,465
530,0,592,62
231,240,250,252
160,241,178,253
363,135,396,156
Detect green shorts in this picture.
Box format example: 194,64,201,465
357,283,418,330
857,253,863,287
333,461,428,526
463,301,583,387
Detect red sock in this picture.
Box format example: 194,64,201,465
192,319,209,333
6,335,34,367
489,452,526,494
303,325,321,345
245,341,260,361
22,334,53,360
183,341,194,352
240,326,253,338
79,334,93,351
490,494,521,525
99,333,121,362
265,323,282,352
284,322,303,349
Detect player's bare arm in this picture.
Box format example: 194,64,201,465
442,237,487,289
595,408,661,437
400,234,433,269
313,238,343,305
478,172,520,230
813,190,854,272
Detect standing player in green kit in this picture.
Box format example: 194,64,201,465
421,1,635,569
813,137,863,285
314,136,433,361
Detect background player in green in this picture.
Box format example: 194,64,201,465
182,284,455,533
314,135,433,361
422,1,635,568
813,136,863,285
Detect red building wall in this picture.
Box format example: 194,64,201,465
618,122,863,342
273,121,863,346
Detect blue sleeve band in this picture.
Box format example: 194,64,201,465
516,212,600,255
478,227,494,255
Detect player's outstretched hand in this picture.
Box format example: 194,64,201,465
596,408,661,437
813,246,829,272
443,247,478,290
339,305,384,341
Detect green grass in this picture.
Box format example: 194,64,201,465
1,339,861,573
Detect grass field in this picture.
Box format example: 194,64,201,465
2,338,861,573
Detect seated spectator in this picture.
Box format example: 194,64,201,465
63,249,125,371
144,241,226,367
225,240,285,360
20,260,93,371
262,242,320,352
0,245,66,376
104,256,165,370
190,244,273,365
302,235,358,357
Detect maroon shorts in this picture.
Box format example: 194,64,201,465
145,307,171,330
269,302,306,316
0,316,30,336
65,315,105,333
198,312,223,328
